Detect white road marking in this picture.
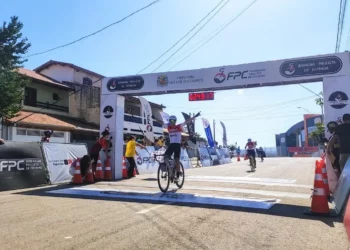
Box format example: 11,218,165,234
136,202,173,214
245,174,255,177
183,186,311,199
47,188,280,210
185,178,312,188
186,176,297,184
64,236,73,239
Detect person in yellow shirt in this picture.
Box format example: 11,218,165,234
125,135,145,178
155,136,165,149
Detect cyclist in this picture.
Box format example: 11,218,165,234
245,138,256,168
153,112,200,178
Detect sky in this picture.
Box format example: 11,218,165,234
2,0,350,147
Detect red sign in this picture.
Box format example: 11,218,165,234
189,92,214,101
288,147,319,153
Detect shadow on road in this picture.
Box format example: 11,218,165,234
14,184,341,227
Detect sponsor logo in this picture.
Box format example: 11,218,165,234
107,76,144,92
328,91,348,109
103,105,114,119
136,156,143,165
157,75,168,87
146,124,153,132
157,74,203,87
136,156,155,165
280,56,342,78
214,68,266,84
0,159,43,172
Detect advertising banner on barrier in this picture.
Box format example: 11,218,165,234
323,75,350,192
135,146,192,174
135,146,158,174
180,148,192,169
208,147,220,165
216,149,225,165
199,147,211,167
222,148,232,164
0,141,48,191
333,159,350,214
42,143,88,184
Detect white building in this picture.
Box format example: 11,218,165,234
1,61,165,148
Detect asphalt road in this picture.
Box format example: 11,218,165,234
0,157,348,250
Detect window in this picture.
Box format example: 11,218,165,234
53,93,60,101
52,132,64,138
27,130,41,136
83,77,92,85
16,128,26,135
24,87,37,107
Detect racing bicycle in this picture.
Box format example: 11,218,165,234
152,152,185,193
248,154,256,172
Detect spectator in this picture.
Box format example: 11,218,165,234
236,146,241,157
69,155,93,181
0,138,5,144
125,135,145,178
328,114,350,172
325,122,341,178
155,136,165,150
89,130,110,170
41,130,53,142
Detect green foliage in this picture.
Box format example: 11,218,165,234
0,16,31,117
228,144,236,151
309,122,325,144
315,92,324,107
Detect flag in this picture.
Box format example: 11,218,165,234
202,118,215,147
139,97,154,143
220,121,228,147
160,111,170,124
182,112,196,144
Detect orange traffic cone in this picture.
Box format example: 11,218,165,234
237,155,240,162
304,160,334,216
85,163,94,183
321,160,330,197
104,157,112,180
122,156,128,179
244,154,248,161
72,158,83,184
95,156,104,181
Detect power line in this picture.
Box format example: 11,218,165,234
25,0,162,58
136,0,225,74
335,0,347,52
168,0,258,70
297,84,323,98
152,0,231,72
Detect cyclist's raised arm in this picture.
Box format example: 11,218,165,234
179,111,201,126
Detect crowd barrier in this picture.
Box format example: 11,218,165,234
42,143,88,184
0,142,235,191
0,141,49,191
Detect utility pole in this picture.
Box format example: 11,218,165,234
213,119,216,142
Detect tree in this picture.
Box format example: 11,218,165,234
0,16,31,117
193,132,207,143
309,91,325,144
228,144,236,151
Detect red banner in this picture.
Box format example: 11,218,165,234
287,146,319,153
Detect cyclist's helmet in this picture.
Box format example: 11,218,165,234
169,115,177,124
247,138,252,143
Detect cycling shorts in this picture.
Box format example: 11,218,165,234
165,143,181,159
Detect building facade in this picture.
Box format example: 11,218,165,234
275,114,322,157
1,61,165,149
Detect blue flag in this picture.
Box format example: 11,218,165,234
202,118,215,147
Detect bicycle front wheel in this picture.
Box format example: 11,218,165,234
157,164,170,193
175,162,185,189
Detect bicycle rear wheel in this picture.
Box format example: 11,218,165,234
157,164,170,193
175,162,185,189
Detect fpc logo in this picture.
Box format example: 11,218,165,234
214,68,226,83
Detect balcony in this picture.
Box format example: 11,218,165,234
24,100,69,113
124,113,163,136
